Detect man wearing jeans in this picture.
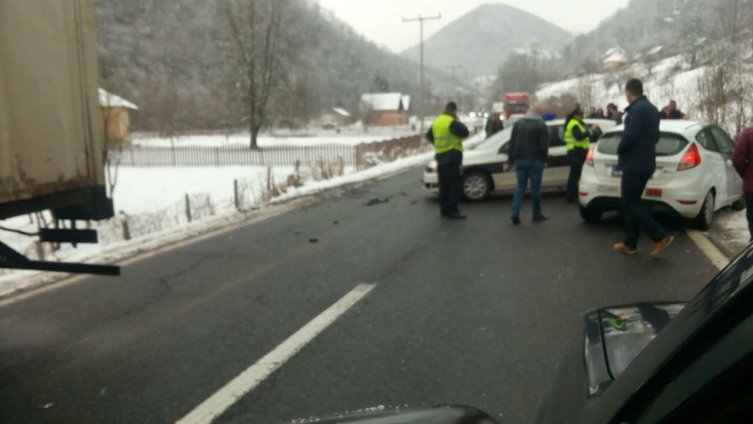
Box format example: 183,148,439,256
613,79,674,257
508,103,549,225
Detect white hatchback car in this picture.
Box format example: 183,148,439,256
422,119,618,201
579,120,744,229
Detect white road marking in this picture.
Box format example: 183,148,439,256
685,230,729,271
176,283,377,424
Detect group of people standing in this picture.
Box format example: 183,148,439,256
427,78,675,258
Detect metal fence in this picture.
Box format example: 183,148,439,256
111,144,358,168
110,135,427,169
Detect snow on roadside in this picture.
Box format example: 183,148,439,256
712,210,751,256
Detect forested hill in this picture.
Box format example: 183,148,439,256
96,0,449,132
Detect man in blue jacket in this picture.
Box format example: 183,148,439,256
613,79,674,258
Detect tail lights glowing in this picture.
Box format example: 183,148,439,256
678,143,701,171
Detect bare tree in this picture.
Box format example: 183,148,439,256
221,0,290,150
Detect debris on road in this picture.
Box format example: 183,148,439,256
364,197,390,206
309,238,319,243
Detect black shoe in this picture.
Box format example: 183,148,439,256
446,213,467,220
511,216,521,225
533,215,549,222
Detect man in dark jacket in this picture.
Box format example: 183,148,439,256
508,103,549,225
732,124,753,241
426,102,471,219
614,79,674,257
607,103,623,124
662,100,686,119
485,112,504,138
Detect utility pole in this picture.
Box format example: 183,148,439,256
403,13,441,133
448,65,462,102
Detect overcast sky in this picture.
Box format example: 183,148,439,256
314,0,631,53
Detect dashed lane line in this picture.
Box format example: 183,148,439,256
175,283,377,424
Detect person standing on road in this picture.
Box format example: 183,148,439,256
564,108,602,203
426,102,471,220
485,112,504,138
613,79,674,257
509,103,550,225
732,123,753,242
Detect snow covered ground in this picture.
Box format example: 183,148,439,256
536,54,704,114
711,209,751,256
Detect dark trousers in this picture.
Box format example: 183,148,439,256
621,171,667,248
438,162,462,216
745,193,753,241
566,148,588,200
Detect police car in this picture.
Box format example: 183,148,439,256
422,119,618,201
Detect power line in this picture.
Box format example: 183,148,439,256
402,13,442,133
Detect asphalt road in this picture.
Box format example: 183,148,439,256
0,168,719,424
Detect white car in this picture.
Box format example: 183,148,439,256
422,119,618,201
579,120,744,229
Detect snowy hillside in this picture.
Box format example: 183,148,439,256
536,52,752,136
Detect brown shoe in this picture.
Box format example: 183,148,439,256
613,243,638,256
651,236,675,258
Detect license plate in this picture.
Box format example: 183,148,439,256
610,165,622,178
598,185,619,194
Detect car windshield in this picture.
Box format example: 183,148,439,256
598,132,689,156
470,127,512,151
3,2,751,424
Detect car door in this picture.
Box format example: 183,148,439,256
695,128,727,205
709,126,743,205
493,137,518,192
544,124,569,188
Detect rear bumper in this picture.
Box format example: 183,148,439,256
579,171,704,219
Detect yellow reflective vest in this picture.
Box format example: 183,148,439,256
432,114,464,154
564,119,590,151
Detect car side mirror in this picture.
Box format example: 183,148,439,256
499,144,509,154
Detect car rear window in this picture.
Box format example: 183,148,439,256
597,132,688,156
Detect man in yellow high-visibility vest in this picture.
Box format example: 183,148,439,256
564,108,601,202
426,102,470,219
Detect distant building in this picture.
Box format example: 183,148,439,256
360,92,411,127
310,107,352,129
99,88,138,143
602,47,628,70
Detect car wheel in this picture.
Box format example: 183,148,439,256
694,191,715,230
462,171,492,201
732,196,746,211
579,206,603,223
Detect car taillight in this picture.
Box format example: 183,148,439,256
586,147,595,166
678,143,701,171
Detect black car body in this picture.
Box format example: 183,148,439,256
538,246,753,423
